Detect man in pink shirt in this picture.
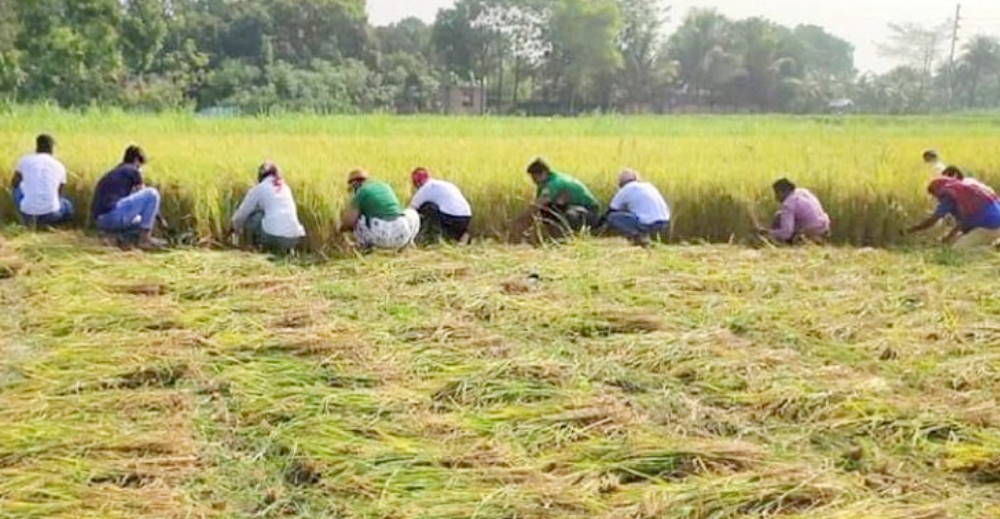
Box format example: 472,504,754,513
758,178,831,244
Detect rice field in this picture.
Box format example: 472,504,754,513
2,230,1000,518
2,107,1000,251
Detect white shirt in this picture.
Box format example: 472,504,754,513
409,179,472,217
609,181,671,225
15,153,66,215
232,179,306,238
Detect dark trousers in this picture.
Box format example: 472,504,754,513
417,203,471,243
542,204,600,236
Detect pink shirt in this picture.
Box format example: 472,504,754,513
771,188,830,242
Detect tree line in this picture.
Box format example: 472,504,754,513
0,0,997,115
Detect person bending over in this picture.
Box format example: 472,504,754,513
942,165,997,197
923,149,948,176
91,145,165,250
229,162,306,254
339,170,420,252
605,169,671,246
11,134,74,226
525,158,600,236
759,178,831,245
409,167,472,244
906,177,1000,249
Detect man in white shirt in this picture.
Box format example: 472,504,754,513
229,162,306,254
409,168,473,243
11,134,74,226
605,169,671,246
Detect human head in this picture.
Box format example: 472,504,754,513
527,158,551,186
347,169,369,192
123,145,147,167
258,162,280,183
942,165,965,180
928,177,954,199
618,169,640,188
923,149,940,164
772,178,796,202
36,134,55,155
411,167,431,189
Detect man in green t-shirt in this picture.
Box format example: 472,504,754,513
339,169,420,251
523,158,600,236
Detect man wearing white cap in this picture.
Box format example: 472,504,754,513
605,169,671,246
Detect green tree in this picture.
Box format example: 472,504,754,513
15,0,124,106
667,9,736,106
956,35,1000,108
432,0,491,81
121,0,168,76
546,0,623,111
0,0,23,97
615,0,673,111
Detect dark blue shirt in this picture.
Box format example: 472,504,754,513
934,197,1000,232
92,164,143,220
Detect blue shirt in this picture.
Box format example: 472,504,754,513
92,164,144,220
934,197,1000,231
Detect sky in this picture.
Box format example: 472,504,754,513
366,0,1000,73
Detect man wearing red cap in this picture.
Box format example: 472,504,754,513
408,168,473,244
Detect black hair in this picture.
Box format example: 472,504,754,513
36,134,55,154
942,166,965,180
773,178,796,193
527,158,550,176
923,150,939,161
123,145,146,165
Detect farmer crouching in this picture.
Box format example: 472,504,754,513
758,178,831,245
339,169,420,252
408,167,473,244
91,145,166,250
229,162,306,254
525,158,600,237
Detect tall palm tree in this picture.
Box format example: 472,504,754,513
958,35,1000,108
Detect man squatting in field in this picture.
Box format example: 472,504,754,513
758,178,831,245
229,162,307,254
906,176,1000,249
11,134,74,226
90,145,166,250
408,167,473,244
340,169,421,251
603,169,672,246
524,158,601,236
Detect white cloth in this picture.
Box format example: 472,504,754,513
355,209,421,250
609,181,671,225
409,179,472,217
931,162,947,175
15,153,66,215
231,179,306,238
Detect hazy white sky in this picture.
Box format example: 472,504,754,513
367,0,1000,73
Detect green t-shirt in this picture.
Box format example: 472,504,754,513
353,181,404,219
536,171,599,210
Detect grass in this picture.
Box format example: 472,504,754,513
3,107,1000,251
2,229,1000,518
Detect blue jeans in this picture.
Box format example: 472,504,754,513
12,187,74,226
607,211,669,240
95,188,161,233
